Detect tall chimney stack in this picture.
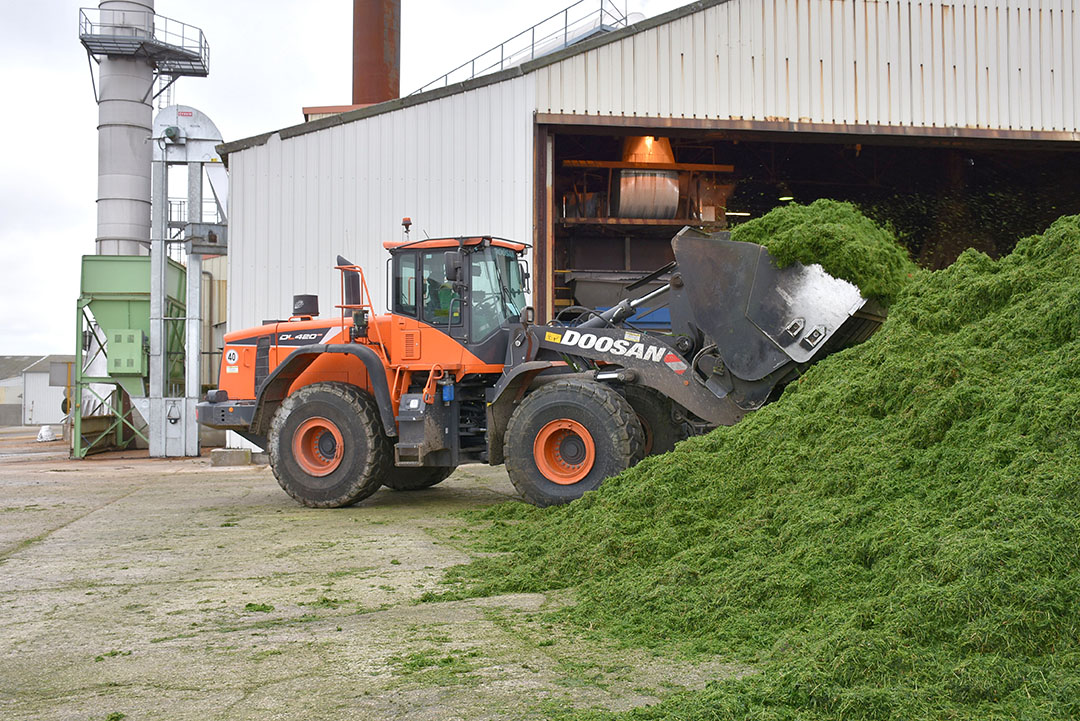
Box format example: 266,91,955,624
353,0,400,105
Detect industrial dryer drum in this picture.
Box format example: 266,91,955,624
613,136,679,219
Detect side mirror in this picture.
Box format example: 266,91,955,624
444,251,464,283
518,260,531,292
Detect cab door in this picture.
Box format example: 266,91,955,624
387,249,467,365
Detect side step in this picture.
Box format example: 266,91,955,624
394,443,424,467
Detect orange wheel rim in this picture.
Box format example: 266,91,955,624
533,419,595,485
293,417,344,477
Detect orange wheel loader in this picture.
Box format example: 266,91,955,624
198,230,884,507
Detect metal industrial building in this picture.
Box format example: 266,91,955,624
0,355,74,427
220,0,1080,332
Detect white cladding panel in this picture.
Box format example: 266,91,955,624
22,372,66,426
536,0,1079,132
228,76,536,332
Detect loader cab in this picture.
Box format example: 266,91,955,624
386,236,529,363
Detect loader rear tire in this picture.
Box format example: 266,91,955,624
621,385,689,456
382,466,454,491
268,383,391,508
504,379,644,507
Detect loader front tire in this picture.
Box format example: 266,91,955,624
268,383,391,508
382,466,454,491
505,379,644,507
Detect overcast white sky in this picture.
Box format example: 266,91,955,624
0,0,685,355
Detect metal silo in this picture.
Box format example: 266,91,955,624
91,0,156,255
77,3,213,458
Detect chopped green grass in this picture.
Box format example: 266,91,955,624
300,596,344,609
450,214,1080,719
731,198,917,303
387,647,483,686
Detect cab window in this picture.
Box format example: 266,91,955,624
393,252,417,316
469,246,527,341
421,251,461,325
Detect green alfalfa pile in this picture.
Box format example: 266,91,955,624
444,211,1080,719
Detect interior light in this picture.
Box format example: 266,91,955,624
778,195,795,202
725,211,751,217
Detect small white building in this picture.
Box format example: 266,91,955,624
0,357,39,426
21,356,74,426
0,355,73,427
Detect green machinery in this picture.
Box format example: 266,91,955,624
74,256,187,457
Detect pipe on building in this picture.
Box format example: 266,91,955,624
95,0,155,255
352,0,400,105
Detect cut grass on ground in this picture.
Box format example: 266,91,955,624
438,211,1080,720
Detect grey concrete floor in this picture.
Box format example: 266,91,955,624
0,427,744,720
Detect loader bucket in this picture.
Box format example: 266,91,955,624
672,227,886,383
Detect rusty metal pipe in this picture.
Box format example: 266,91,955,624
353,0,400,105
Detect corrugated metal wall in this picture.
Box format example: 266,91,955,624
228,76,536,331
22,372,65,425
227,0,1079,333
535,0,1079,132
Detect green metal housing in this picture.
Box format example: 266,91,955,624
74,255,187,457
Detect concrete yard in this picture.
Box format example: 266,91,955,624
0,427,742,720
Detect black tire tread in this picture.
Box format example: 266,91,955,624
504,379,644,506
382,466,454,491
621,384,691,457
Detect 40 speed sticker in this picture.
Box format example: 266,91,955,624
545,329,668,363
225,349,239,364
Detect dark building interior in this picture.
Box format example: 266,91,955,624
546,126,1080,315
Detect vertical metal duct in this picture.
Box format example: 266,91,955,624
95,0,155,255
353,0,400,105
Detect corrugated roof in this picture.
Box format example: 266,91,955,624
22,355,75,375
0,356,45,381
217,0,724,160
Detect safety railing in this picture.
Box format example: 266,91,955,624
79,6,154,40
411,0,630,95
79,7,209,75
